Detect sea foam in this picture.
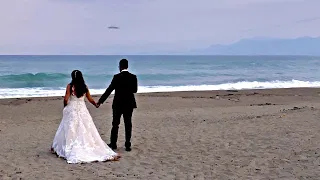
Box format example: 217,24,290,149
1,80,319,99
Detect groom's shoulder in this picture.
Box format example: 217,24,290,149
129,72,136,76
129,72,137,79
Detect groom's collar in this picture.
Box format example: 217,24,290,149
121,69,128,72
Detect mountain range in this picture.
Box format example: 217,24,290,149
189,36,320,55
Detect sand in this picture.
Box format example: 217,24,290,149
0,88,320,179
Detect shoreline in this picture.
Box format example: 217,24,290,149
1,87,320,101
1,78,320,99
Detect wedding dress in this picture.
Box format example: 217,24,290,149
52,94,118,164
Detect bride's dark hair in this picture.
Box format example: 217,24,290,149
70,70,88,98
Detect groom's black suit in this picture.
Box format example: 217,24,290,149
98,70,138,149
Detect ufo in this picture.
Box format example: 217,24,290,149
108,26,120,29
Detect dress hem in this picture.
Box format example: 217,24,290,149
51,147,120,164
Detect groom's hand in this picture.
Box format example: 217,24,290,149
96,103,100,108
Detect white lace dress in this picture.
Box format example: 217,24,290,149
52,95,118,164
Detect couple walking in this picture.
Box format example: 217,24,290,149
51,59,138,164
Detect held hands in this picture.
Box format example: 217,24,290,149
95,101,107,108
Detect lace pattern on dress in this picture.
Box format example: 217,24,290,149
52,95,118,164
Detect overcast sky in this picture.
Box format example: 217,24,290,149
0,0,319,54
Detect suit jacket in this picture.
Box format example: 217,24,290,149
98,71,137,109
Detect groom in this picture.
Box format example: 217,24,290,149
97,59,138,151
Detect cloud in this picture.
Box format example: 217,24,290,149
0,0,319,54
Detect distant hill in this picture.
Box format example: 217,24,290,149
191,37,320,55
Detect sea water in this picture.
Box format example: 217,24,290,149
0,55,320,99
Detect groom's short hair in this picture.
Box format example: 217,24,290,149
119,59,128,69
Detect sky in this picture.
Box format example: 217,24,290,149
0,0,320,54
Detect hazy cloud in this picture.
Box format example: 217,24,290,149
0,0,319,54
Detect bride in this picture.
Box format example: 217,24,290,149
51,70,120,164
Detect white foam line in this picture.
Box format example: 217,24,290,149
1,80,320,99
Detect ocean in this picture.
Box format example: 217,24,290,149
0,55,320,99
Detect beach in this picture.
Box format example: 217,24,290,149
0,88,320,179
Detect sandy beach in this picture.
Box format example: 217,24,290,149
0,88,320,179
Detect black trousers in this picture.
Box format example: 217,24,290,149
110,108,134,148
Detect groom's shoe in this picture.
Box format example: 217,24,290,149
108,144,117,150
125,142,131,151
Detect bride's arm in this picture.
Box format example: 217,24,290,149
64,84,71,107
85,87,98,107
